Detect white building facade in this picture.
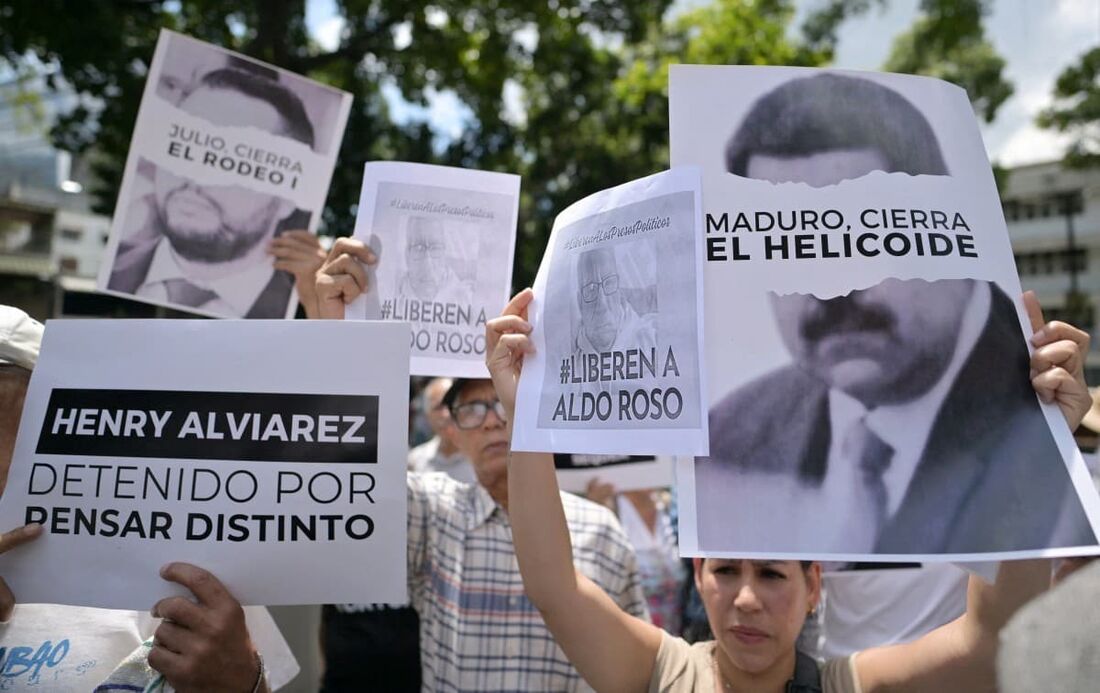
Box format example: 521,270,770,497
1003,160,1100,381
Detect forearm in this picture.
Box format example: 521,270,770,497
505,444,662,693
858,561,1050,692
506,445,579,608
965,559,1049,640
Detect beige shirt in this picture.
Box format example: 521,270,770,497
648,631,860,693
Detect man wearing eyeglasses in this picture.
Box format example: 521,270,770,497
573,247,656,358
396,216,473,306
315,239,648,691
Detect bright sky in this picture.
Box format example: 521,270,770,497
238,1,1083,167
815,0,1100,166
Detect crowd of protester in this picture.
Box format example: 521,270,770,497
3,228,1100,691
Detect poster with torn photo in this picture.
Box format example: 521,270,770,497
671,65,1100,562
96,30,351,319
511,167,708,456
0,319,410,609
553,454,674,494
345,162,520,378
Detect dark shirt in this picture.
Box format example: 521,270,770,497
320,604,420,692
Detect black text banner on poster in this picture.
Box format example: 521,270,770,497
553,454,656,470
36,389,378,463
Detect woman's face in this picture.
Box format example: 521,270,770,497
695,559,821,675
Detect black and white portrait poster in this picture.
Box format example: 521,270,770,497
553,454,674,494
670,65,1100,562
511,167,709,456
96,30,352,319
0,319,410,608
345,162,520,378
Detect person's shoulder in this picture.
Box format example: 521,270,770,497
407,470,470,510
408,436,440,462
561,490,618,525
560,491,632,546
650,632,715,692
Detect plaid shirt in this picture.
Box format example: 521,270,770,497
408,472,649,692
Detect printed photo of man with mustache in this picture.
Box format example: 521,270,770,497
700,276,1096,554
696,72,1097,555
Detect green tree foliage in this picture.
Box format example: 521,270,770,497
1038,47,1100,169
800,0,886,60
0,0,1012,286
882,0,1011,124
800,0,1012,124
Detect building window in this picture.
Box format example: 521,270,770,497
1015,249,1089,277
59,228,82,241
1046,303,1095,329
59,257,79,273
1065,248,1088,273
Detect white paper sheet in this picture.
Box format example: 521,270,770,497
96,30,352,319
554,454,674,494
670,64,1100,562
511,167,708,456
0,319,409,608
345,162,521,378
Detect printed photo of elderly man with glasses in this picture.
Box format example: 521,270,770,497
396,216,475,307
571,244,658,358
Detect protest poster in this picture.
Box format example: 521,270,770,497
0,319,409,609
553,454,674,494
96,30,352,319
670,65,1100,562
345,162,520,378
511,167,708,456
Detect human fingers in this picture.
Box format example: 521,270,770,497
1032,365,1092,429
269,238,325,261
1030,340,1084,381
486,291,534,370
496,333,535,357
1022,291,1045,333
326,237,376,267
485,315,533,357
147,641,187,679
321,253,369,292
269,233,319,251
280,229,322,248
501,288,534,318
315,273,362,319
487,333,535,417
0,578,15,622
152,595,205,629
0,523,43,554
160,563,233,609
0,522,45,621
151,619,199,655
274,259,318,274
1031,320,1089,354
486,333,535,379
